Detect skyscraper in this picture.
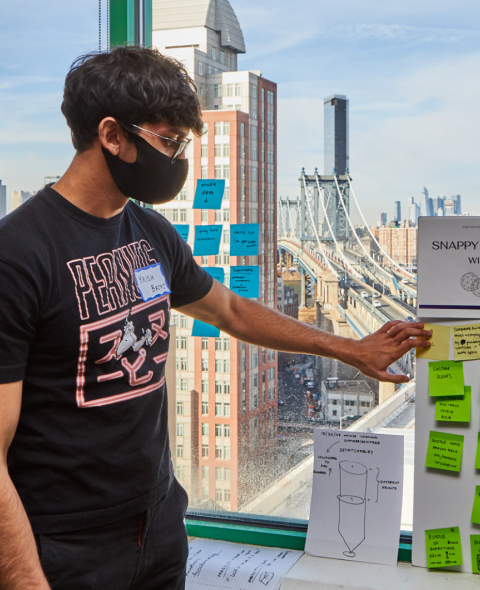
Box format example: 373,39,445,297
324,95,349,175
11,191,33,211
380,212,387,226
393,201,401,223
153,0,278,511
409,196,420,226
0,180,6,219
420,187,434,217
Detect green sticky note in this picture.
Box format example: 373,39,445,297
471,486,480,525
470,535,480,573
435,386,471,422
425,431,464,472
425,527,462,568
428,360,464,397
475,433,480,470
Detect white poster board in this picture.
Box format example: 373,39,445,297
414,217,480,573
305,429,404,566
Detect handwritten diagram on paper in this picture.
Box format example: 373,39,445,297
305,429,404,566
185,538,302,590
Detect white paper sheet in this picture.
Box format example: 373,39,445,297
305,429,404,566
185,538,303,590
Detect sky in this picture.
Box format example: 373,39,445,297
0,0,479,223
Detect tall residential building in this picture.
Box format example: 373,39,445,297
378,226,417,267
0,180,6,219
153,0,278,511
324,95,349,175
11,191,33,211
393,201,401,222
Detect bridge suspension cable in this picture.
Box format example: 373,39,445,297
311,176,362,280
333,174,394,283
346,176,415,280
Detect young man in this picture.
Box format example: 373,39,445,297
0,47,431,590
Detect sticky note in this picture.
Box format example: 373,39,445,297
471,486,480,525
425,431,464,472
428,360,464,397
173,224,189,242
453,323,480,361
193,179,225,209
470,535,480,573
475,433,480,470
193,225,222,256
230,266,260,298
203,267,225,284
425,527,462,568
230,224,260,256
192,319,220,338
435,386,471,422
416,323,451,360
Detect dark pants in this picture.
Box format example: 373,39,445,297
34,479,189,590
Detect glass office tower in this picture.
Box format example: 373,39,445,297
324,95,349,176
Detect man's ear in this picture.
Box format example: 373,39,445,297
98,117,126,155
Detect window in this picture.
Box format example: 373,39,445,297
202,423,209,436
241,165,245,180
202,359,208,371
180,314,187,328
223,144,230,157
180,379,187,391
215,143,222,157
224,340,230,351
215,445,223,459
252,144,257,160
227,84,233,97
201,145,208,159
224,489,230,501
252,104,257,120
333,410,337,417
223,166,229,179
220,51,225,64
177,445,183,458
215,467,223,480
202,380,208,393
215,254,222,264
201,255,208,265
215,210,222,222
224,381,230,394
202,401,208,415
252,126,257,140
252,167,258,182
198,61,203,75
224,468,230,481
224,446,231,460
215,338,222,351
235,83,241,96
253,374,258,387
223,229,230,243
172,210,178,222
224,403,230,417
215,165,222,179
180,337,187,349
181,357,187,370
223,122,230,135
252,84,257,99
201,337,208,350
202,444,209,458
176,423,184,436
215,424,222,437
180,209,187,222
240,122,245,137
215,403,222,416
224,425,230,437
176,402,183,415
215,381,222,393
224,359,230,372
223,210,230,222
202,465,209,479
215,359,222,372
224,188,229,200
201,209,208,222
253,352,258,367
214,122,222,135
216,489,223,501
223,254,230,264
201,166,208,179
212,47,216,60
177,465,184,479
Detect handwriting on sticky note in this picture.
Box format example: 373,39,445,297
230,266,260,298
428,360,464,397
425,431,464,472
435,386,470,422
453,323,480,361
193,225,222,256
193,179,225,209
416,323,451,360
425,527,462,568
471,486,480,525
470,535,480,574
230,224,260,256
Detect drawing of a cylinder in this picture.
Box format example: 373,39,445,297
337,461,367,557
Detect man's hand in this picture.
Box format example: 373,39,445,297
343,321,432,384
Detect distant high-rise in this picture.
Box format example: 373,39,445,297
409,196,420,226
420,187,434,217
380,212,387,226
393,201,401,222
0,180,6,219
452,195,462,215
433,197,444,216
324,95,349,175
11,190,33,211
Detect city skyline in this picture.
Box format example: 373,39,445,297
0,0,479,223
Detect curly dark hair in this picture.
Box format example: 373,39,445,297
61,46,203,152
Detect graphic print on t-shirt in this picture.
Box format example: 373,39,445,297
67,240,170,408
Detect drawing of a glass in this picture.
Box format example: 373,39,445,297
337,461,367,557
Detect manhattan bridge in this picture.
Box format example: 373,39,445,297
277,96,418,398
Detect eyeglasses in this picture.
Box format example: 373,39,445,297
119,122,191,163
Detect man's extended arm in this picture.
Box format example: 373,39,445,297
177,281,431,384
0,381,51,590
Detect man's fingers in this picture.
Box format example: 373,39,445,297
377,320,403,334
375,370,410,384
387,322,426,339
392,328,432,345
397,338,431,357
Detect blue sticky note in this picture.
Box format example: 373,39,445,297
193,225,222,256
230,224,260,256
192,319,220,338
203,267,225,284
173,224,189,242
193,179,225,209
230,266,260,298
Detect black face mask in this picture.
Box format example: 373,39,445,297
102,132,188,205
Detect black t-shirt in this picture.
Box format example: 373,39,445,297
0,186,213,534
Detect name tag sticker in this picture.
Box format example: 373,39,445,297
134,263,171,302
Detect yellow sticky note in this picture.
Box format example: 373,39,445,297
416,323,451,361
453,323,480,361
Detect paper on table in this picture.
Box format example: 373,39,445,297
428,360,464,397
305,430,404,566
471,486,480,525
193,225,222,256
425,431,464,472
230,223,260,256
173,224,189,242
192,319,220,338
470,535,480,574
193,179,225,209
230,266,259,298
435,386,471,422
416,323,451,360
185,538,303,590
475,433,480,470
452,323,480,361
425,526,462,568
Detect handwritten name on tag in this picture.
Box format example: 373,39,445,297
134,263,170,302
